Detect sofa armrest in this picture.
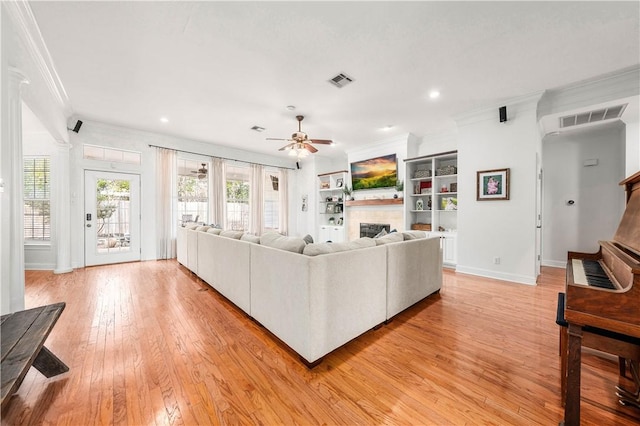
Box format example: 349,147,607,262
386,236,442,319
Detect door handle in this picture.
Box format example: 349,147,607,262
86,224,92,228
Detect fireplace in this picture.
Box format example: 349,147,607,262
360,223,391,238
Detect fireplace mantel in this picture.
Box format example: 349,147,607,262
345,198,404,207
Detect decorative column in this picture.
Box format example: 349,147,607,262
54,141,72,274
1,68,29,314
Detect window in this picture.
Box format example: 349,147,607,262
24,157,51,241
83,144,141,165
177,159,209,223
263,170,280,232
225,164,250,231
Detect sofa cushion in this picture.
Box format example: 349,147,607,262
206,228,222,235
402,231,427,240
303,234,314,244
260,232,306,253
220,230,244,239
195,225,211,232
184,224,199,230
374,232,404,245
241,233,261,244
303,237,376,256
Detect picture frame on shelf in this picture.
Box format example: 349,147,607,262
477,168,510,201
336,178,343,188
326,202,336,213
441,197,458,210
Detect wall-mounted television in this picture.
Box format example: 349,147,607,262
350,153,398,190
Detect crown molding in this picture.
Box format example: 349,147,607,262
3,1,71,116
454,91,545,127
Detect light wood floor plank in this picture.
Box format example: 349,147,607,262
1,261,639,425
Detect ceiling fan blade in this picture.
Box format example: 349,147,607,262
278,143,295,151
304,143,318,153
310,139,333,145
266,137,288,141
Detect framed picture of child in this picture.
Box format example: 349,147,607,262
477,168,510,201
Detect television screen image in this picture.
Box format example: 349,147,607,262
350,154,398,190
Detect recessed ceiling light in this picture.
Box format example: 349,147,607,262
251,125,266,132
381,125,394,131
286,105,296,111
429,90,440,99
160,117,169,123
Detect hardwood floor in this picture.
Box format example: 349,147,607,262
2,262,639,425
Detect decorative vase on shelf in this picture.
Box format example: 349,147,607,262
416,199,424,211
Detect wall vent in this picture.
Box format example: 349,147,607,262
328,73,354,88
559,104,627,129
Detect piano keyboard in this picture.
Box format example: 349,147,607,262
571,259,616,289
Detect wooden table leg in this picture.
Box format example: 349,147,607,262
563,323,583,426
560,325,568,406
32,346,69,377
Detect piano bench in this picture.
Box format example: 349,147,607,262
556,292,640,405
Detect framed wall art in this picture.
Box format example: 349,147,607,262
477,168,510,201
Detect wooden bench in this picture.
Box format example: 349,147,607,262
1,302,69,410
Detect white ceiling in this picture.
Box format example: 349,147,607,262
29,1,639,158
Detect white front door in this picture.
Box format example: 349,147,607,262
84,170,141,266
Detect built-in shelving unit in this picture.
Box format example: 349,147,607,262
404,151,458,267
317,170,348,243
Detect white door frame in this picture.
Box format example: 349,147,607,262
84,170,141,266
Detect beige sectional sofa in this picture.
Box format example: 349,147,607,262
176,226,442,366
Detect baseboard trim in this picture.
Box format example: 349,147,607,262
542,260,566,268
455,265,537,286
25,263,55,271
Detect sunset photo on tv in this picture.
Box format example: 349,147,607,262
350,154,398,190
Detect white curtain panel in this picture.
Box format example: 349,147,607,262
211,157,226,228
250,163,264,235
278,168,289,235
155,147,177,259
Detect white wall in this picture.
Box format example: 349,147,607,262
289,158,319,240
456,94,543,285
542,124,625,267
417,131,458,157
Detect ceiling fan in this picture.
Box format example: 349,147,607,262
190,163,208,179
267,115,333,157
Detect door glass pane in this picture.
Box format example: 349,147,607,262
96,178,131,253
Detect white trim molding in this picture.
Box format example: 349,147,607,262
3,1,71,114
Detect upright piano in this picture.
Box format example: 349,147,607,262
563,170,640,425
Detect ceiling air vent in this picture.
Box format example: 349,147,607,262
559,104,627,129
328,73,354,88
251,125,265,132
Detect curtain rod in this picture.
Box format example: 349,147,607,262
148,144,296,170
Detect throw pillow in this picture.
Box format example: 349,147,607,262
303,237,376,256
373,229,388,238
195,225,211,232
303,234,314,244
240,233,261,244
207,228,223,235
402,231,427,240
260,232,306,254
374,232,404,245
219,230,244,239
